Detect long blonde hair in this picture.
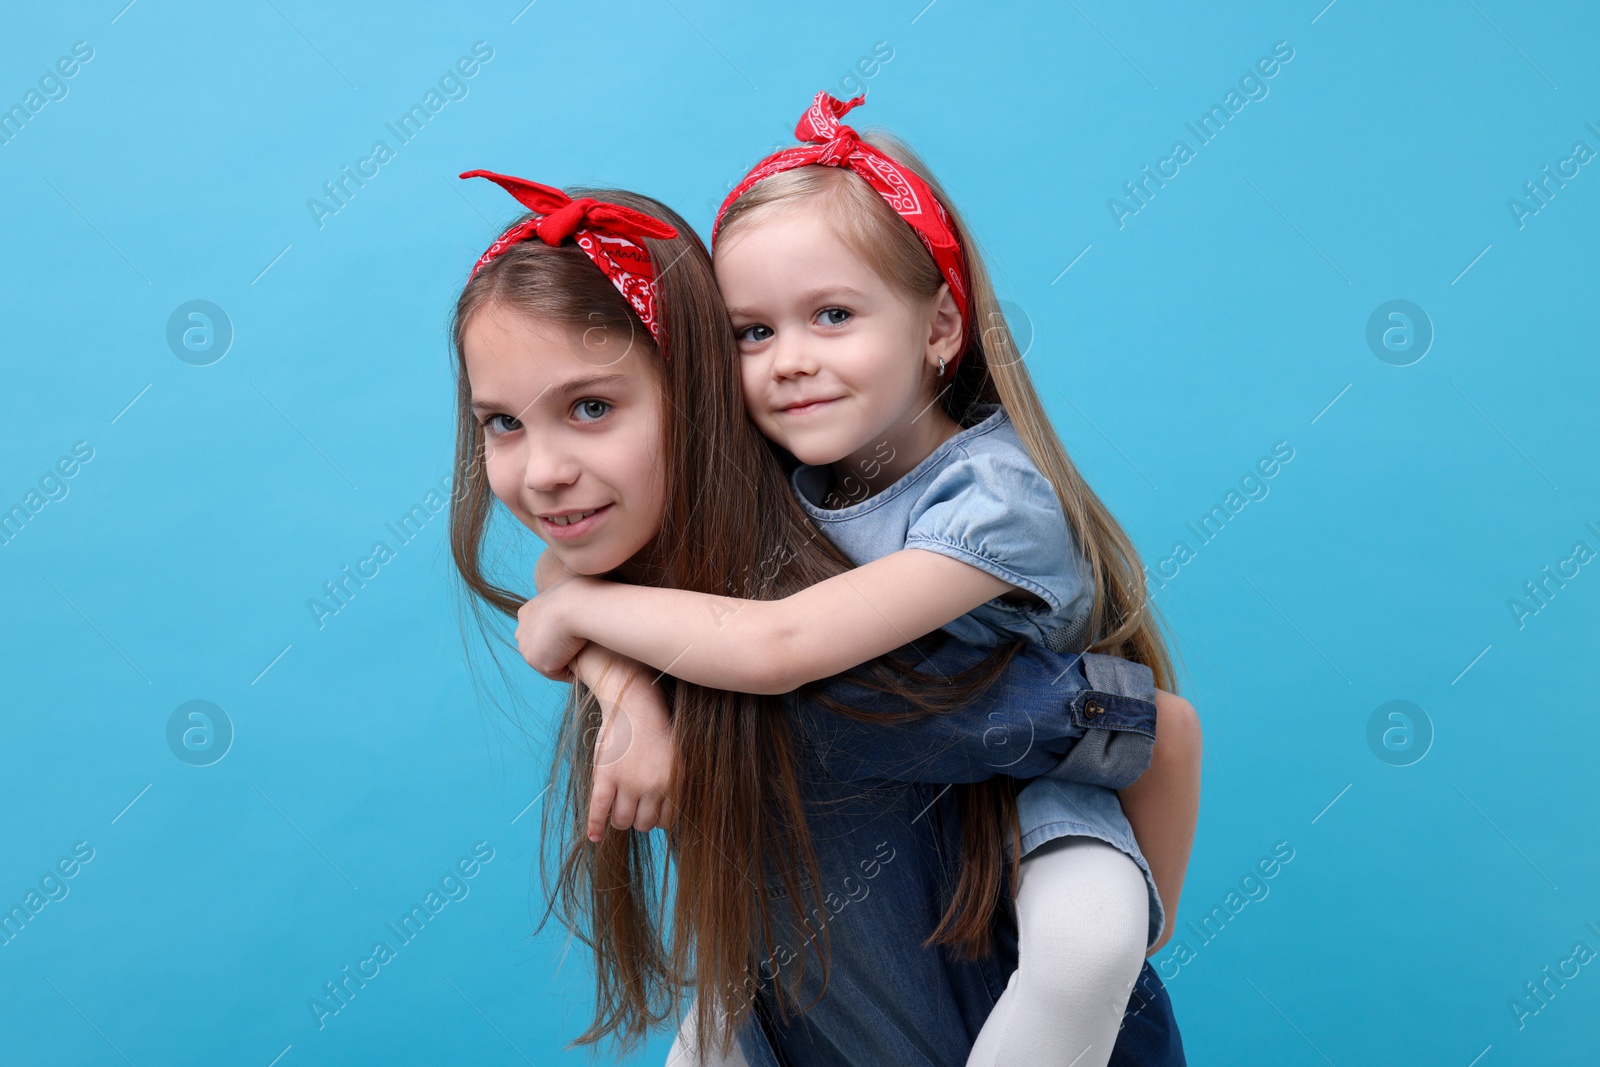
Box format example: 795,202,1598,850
717,133,1178,690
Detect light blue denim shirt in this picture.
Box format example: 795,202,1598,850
789,402,1164,948
791,403,1096,655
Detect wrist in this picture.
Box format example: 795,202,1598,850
552,577,598,640
570,642,619,696
571,645,646,706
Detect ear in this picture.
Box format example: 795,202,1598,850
924,284,964,372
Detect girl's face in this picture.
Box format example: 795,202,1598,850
463,304,667,578
715,206,960,478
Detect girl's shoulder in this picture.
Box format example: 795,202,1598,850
921,404,1054,505
909,405,1080,572
908,404,1093,648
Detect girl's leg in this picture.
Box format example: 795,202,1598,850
967,837,1148,1067
666,998,752,1067
1117,690,1202,954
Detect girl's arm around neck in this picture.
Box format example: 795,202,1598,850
534,548,1015,694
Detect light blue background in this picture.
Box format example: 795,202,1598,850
2,1,1596,1064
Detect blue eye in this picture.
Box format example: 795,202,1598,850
482,414,519,436
574,398,610,422
816,307,851,326
736,323,774,346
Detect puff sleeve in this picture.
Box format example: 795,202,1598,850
902,445,1092,647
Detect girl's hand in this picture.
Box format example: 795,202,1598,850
583,649,677,840
516,579,596,681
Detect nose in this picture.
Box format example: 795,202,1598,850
767,331,817,381
518,427,582,494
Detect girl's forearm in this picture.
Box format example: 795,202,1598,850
562,550,1014,694
564,582,798,693
567,642,638,709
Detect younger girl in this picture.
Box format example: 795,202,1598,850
517,92,1201,1067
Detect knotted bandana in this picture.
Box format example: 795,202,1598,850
460,170,679,350
712,92,971,361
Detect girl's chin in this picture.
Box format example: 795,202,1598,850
781,438,849,468
543,537,654,580
770,428,855,468
543,546,621,577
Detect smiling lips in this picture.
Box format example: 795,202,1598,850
546,508,601,526
538,504,611,540
777,396,841,416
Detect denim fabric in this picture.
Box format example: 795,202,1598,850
1017,653,1166,949
791,648,1156,788
790,403,1091,652
730,634,1184,1067
1046,654,1161,791
788,405,1163,946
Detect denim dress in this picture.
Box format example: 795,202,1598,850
732,635,1184,1066
786,402,1166,950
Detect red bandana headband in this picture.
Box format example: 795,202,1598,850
460,170,679,351
712,91,971,366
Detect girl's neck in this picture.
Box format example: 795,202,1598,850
826,401,964,506
611,538,670,587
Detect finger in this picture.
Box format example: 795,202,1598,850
633,794,660,834
610,791,639,833
533,662,571,683
656,795,677,831
587,778,616,843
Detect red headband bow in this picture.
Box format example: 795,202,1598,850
460,170,679,351
712,92,971,369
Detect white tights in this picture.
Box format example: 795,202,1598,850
966,837,1149,1067
666,1001,751,1067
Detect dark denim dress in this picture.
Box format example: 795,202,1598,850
731,636,1186,1066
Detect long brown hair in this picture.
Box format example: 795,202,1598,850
446,188,1019,1055
718,133,1181,949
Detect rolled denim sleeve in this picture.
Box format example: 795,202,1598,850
1049,651,1159,789
791,636,1157,787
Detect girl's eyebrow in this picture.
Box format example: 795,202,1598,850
726,285,870,321
469,373,633,414
797,284,868,305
